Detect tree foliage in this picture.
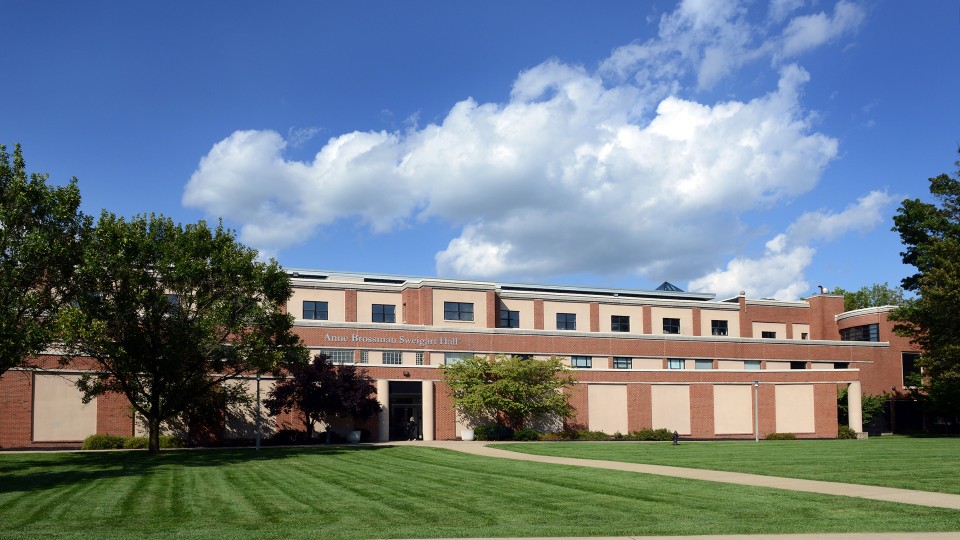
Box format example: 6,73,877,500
0,144,89,376
837,387,888,427
441,355,574,430
831,283,905,312
57,212,307,453
264,354,381,440
889,148,960,418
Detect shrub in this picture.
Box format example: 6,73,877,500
576,430,611,441
123,436,149,449
538,431,566,441
837,425,858,439
629,428,674,441
81,434,125,450
474,425,514,441
765,432,796,440
267,429,307,445
513,428,540,441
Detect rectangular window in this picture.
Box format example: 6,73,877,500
667,358,684,369
840,324,879,342
801,332,809,340
744,360,761,370
613,357,632,369
902,352,921,387
303,300,329,320
359,350,369,364
570,356,592,368
663,318,680,334
761,331,777,339
324,349,355,364
382,351,402,365
611,315,630,332
834,362,849,370
499,309,520,328
415,352,424,366
444,352,471,365
372,304,396,323
556,313,577,330
695,359,713,370
443,302,474,321
711,320,728,336
790,361,807,370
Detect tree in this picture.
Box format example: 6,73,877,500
889,148,960,419
441,355,574,431
837,387,887,427
830,283,905,312
57,212,307,453
0,144,90,377
263,354,381,440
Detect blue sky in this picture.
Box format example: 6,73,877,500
3,1,958,299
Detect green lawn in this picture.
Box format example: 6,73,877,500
2,446,960,539
490,436,960,494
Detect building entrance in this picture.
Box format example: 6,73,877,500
388,381,423,440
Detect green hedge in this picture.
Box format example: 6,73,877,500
837,425,858,439
82,434,184,450
765,432,797,440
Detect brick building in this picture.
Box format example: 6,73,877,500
0,269,920,448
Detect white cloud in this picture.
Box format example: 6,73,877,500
687,191,897,299
184,1,877,289
778,1,865,59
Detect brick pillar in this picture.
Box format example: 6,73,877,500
642,305,652,334
97,391,134,436
738,294,752,338
565,383,588,429
690,385,714,438
692,307,702,337
590,302,600,332
0,370,33,448
759,383,776,437
534,299,544,330
434,381,457,440
486,291,498,328
628,384,652,432
421,288,434,326
345,289,358,322
401,289,418,324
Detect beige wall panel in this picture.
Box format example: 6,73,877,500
701,309,740,337
356,291,403,323
289,288,346,322
543,301,592,332
775,384,815,433
634,358,663,370
430,352,446,366
651,307,694,336
793,324,811,340
717,360,744,370
713,385,754,435
499,299,534,329
402,351,419,365
33,374,98,442
766,361,791,370
225,379,278,439
432,289,488,329
651,385,691,435
810,362,834,370
587,384,628,434
598,304,646,333
753,322,787,339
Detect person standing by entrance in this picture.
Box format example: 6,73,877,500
407,417,419,440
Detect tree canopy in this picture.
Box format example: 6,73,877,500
0,144,89,377
889,149,960,418
831,283,905,312
264,354,381,440
441,355,574,430
57,212,307,453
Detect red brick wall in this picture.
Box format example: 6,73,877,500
690,384,714,438
434,381,457,440
590,302,600,332
813,383,839,438
97,392,134,436
345,289,357,322
565,384,588,429
486,291,498,329
628,384,652,431
0,370,33,449
692,307,702,337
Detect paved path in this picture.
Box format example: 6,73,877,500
405,440,960,510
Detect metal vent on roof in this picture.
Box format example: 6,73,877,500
656,281,684,292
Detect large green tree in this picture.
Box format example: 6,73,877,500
889,149,960,418
441,355,574,430
831,282,905,312
0,144,89,377
57,212,307,453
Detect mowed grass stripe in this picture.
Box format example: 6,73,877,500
2,445,960,539
489,437,960,494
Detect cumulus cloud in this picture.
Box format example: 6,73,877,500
687,191,898,300
183,1,873,288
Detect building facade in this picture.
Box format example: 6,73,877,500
0,270,919,449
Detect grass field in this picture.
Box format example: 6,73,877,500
2,445,960,539
490,436,960,494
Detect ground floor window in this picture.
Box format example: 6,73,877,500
695,359,713,370
902,352,921,386
744,360,761,370
382,351,402,365
324,349,355,364
415,352,424,365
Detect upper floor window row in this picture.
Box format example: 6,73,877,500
611,315,630,332
711,320,728,336
840,323,879,342
444,302,474,321
499,309,519,328
304,301,328,320
663,318,680,334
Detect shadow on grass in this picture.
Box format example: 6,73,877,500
0,444,395,494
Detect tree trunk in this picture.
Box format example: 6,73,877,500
148,391,161,454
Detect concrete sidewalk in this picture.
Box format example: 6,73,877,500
406,440,960,510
